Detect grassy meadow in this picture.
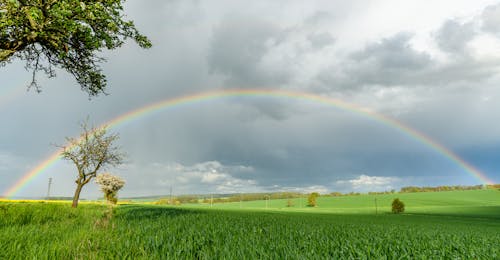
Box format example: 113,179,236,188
0,189,499,258
197,189,500,218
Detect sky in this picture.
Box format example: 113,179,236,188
1,0,500,199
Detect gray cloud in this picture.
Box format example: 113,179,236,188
307,32,336,49
316,21,500,94
316,33,432,91
208,16,290,87
435,20,476,54
481,3,500,34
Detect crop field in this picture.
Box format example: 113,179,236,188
197,189,500,218
1,190,499,259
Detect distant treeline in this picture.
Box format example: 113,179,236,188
203,192,304,204
153,184,500,205
399,184,500,193
154,192,304,205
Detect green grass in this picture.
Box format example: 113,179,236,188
1,190,499,258
195,189,500,219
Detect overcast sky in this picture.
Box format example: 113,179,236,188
1,0,500,199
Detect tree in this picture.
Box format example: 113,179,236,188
95,173,125,204
391,198,405,214
0,0,151,96
307,192,319,207
59,120,125,208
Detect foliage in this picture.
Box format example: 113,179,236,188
391,198,405,214
59,120,125,207
0,0,151,96
154,199,182,205
399,184,490,193
286,199,294,207
95,173,125,204
307,192,319,207
203,192,304,204
1,202,499,259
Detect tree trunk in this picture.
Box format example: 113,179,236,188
72,183,84,208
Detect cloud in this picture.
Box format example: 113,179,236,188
435,20,476,54
315,16,500,97
120,161,258,195
207,13,337,91
267,185,329,194
316,33,433,91
307,32,336,49
481,3,500,34
207,16,290,87
336,175,400,192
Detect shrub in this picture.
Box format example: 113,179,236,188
391,198,405,214
307,192,320,207
286,199,294,207
95,173,125,205
154,199,170,205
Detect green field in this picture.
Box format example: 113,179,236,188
1,190,499,258
198,189,500,219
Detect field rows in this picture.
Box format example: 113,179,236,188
1,200,499,259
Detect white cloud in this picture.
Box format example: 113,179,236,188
336,175,400,191
119,161,258,196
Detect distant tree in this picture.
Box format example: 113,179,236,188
286,199,294,207
307,192,319,207
59,120,125,208
330,192,342,197
95,173,125,204
391,198,405,214
0,0,152,96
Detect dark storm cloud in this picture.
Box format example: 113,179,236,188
207,16,291,87
316,33,432,91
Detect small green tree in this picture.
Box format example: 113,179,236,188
307,192,319,207
95,173,125,204
391,198,405,214
286,199,294,207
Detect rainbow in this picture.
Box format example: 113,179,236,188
2,88,495,197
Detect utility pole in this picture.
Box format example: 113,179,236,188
240,193,242,209
169,186,173,205
210,194,213,208
46,178,52,200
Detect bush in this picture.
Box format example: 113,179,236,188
95,173,125,205
391,198,405,214
307,192,319,207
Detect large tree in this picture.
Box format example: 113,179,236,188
59,120,125,208
0,0,151,96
